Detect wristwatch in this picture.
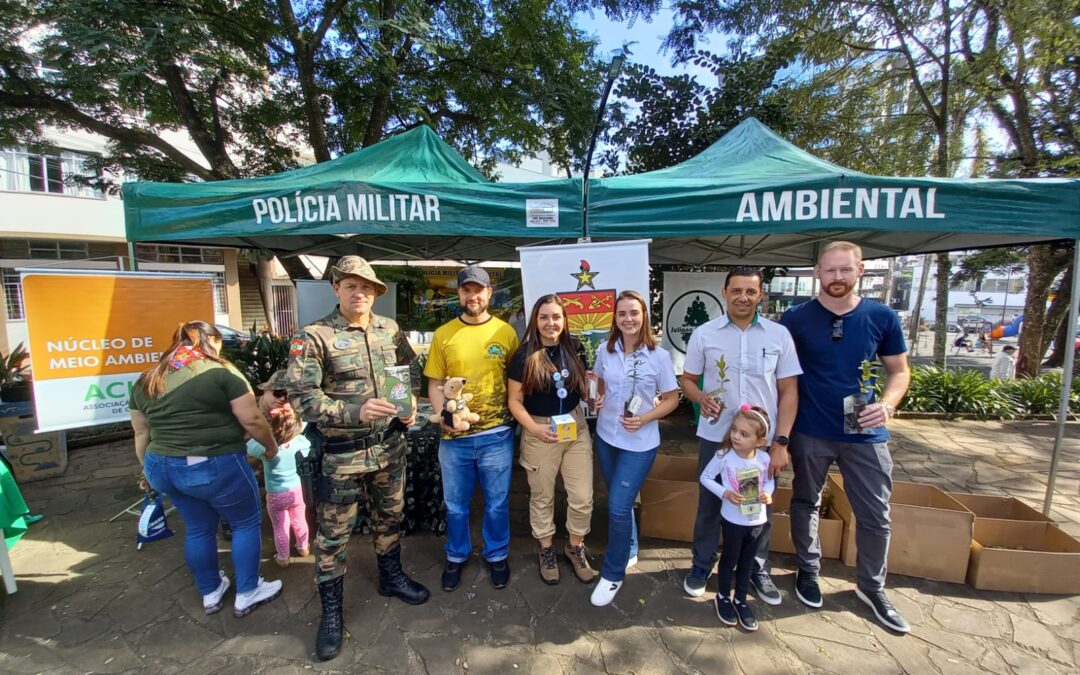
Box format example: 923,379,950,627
773,435,789,447
882,401,897,419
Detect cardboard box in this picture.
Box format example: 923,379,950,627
550,414,577,442
829,473,973,584
771,487,844,559
639,455,699,542
968,520,1080,594
0,401,68,482
947,492,1052,526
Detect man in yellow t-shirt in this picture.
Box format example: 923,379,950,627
425,265,518,592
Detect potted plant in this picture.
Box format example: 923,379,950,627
844,359,879,434
623,354,645,418
706,354,730,425
0,342,32,402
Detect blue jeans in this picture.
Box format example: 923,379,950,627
439,427,514,563
143,452,263,594
595,436,656,582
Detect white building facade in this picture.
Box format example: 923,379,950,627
0,129,245,354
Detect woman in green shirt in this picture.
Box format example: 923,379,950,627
130,321,282,618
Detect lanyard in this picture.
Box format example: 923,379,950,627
550,347,568,415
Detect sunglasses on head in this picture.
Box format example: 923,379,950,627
272,389,288,398
830,316,843,342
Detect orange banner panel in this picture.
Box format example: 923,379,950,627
24,274,215,381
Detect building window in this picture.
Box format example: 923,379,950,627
0,147,101,198
26,239,90,260
136,244,224,264
2,269,24,320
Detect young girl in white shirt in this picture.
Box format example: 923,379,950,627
700,404,775,631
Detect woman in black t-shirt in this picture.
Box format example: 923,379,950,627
508,295,596,585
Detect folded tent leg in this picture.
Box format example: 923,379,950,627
0,541,16,594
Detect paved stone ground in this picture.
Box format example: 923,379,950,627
2,415,1079,674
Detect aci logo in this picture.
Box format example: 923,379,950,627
665,291,724,354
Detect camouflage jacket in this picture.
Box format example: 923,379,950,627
286,308,418,440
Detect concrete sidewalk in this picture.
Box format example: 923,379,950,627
2,417,1078,674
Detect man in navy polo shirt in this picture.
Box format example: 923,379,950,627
780,241,912,634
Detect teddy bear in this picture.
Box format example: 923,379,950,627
430,376,480,432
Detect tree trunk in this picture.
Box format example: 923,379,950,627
361,0,399,147
1016,244,1057,377
1041,253,1074,367
933,252,950,365
256,258,276,333
907,254,933,351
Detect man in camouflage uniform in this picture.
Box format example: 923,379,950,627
286,256,429,662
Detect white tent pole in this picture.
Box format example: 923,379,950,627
1043,239,1080,515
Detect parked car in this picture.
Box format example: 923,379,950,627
946,323,961,333
216,325,251,348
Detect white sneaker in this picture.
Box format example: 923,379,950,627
590,578,623,607
626,555,638,570
233,577,283,617
203,571,230,615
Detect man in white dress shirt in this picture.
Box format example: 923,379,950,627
680,267,802,605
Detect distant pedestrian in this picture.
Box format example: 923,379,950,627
990,345,1017,381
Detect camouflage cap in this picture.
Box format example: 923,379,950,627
330,255,388,295
257,369,289,392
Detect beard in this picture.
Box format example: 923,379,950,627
462,300,489,317
824,280,856,298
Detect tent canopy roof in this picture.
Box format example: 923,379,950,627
589,118,1080,265
122,126,582,261
122,119,1079,265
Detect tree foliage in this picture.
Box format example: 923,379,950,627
608,0,1077,375
0,0,644,185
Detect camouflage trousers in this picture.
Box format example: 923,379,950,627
315,432,406,584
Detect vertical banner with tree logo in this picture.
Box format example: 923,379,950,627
519,240,650,366
662,272,727,373
21,270,215,432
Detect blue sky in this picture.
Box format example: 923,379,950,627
574,7,719,81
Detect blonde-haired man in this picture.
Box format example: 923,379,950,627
779,241,912,634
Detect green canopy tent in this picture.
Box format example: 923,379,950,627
588,116,1080,516
588,117,1080,266
122,126,582,261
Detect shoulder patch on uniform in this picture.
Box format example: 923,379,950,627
289,337,305,356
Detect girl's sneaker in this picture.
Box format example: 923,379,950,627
714,595,737,626
274,556,290,569
202,571,230,615
233,578,283,617
734,599,758,632
298,546,311,558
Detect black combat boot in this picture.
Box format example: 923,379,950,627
377,545,431,605
316,576,344,661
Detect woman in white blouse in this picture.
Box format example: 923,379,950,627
590,290,680,606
